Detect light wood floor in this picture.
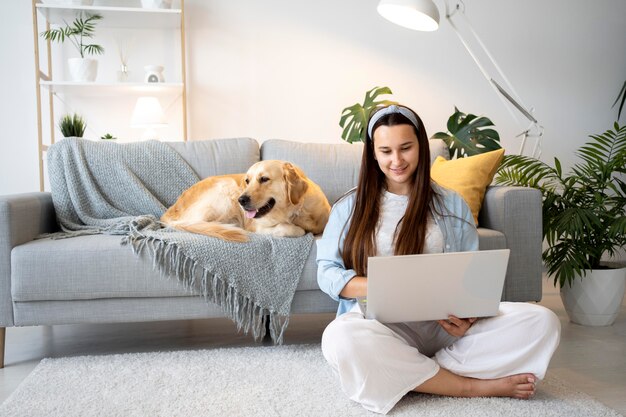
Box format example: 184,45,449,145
1,278,625,415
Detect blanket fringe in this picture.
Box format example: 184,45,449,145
124,233,289,344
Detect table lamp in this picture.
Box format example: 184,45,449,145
131,96,167,140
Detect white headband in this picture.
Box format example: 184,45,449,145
367,105,419,140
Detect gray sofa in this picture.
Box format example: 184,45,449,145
0,137,543,368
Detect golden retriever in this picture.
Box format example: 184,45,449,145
161,160,331,242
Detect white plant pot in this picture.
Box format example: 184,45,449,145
68,58,98,82
141,0,172,9
560,265,626,326
43,0,94,5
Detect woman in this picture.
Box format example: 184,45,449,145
316,104,560,414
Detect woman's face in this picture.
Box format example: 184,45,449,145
372,124,420,195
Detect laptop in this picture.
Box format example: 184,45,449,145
361,249,510,323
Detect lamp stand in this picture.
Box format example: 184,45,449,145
444,0,543,158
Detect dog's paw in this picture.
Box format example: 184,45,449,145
267,224,306,238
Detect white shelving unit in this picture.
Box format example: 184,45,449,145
32,0,188,191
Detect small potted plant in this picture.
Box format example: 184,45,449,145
495,122,626,326
59,113,86,137
40,13,104,82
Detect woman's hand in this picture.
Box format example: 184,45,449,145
437,315,477,337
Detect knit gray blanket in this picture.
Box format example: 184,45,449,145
47,138,313,343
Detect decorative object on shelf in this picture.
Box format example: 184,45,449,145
376,0,543,158
339,86,397,143
115,38,133,83
131,96,167,140
144,65,165,83
495,122,626,326
40,12,104,82
432,107,502,158
58,113,86,138
100,133,117,140
141,0,173,9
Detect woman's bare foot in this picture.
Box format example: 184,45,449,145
468,373,536,399
414,368,537,399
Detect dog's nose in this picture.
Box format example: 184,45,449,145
238,195,250,207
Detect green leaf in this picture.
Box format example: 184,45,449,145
435,107,502,158
339,86,398,143
612,80,626,120
39,12,103,57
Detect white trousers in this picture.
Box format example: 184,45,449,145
321,302,561,414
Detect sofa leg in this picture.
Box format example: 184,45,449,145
0,327,5,369
263,315,271,341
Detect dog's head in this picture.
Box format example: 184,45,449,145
238,160,309,220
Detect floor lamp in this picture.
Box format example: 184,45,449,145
377,0,544,158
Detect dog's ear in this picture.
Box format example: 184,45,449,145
283,162,308,205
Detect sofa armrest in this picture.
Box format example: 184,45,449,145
0,192,57,326
479,186,543,302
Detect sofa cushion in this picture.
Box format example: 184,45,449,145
11,235,191,302
11,234,321,302
431,149,505,225
11,227,502,302
260,139,450,205
167,138,260,179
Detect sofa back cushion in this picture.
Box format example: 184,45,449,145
167,138,260,179
260,139,449,205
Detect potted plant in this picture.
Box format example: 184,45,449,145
59,113,86,137
339,88,502,158
339,86,398,143
40,13,104,82
495,122,626,326
431,107,502,158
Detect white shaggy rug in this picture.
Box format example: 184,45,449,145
0,344,621,417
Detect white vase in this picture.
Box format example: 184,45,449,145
560,265,626,326
68,58,98,82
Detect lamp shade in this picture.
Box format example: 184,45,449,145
130,96,167,128
377,0,440,31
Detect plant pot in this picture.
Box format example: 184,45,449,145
141,0,172,9
68,58,98,82
560,265,626,326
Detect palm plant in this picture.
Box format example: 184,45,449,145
59,113,86,137
339,86,397,143
431,107,502,158
495,123,626,288
40,13,104,58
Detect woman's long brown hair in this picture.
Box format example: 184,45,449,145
341,106,434,276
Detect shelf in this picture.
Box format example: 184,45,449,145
32,0,188,190
36,3,182,28
40,81,184,97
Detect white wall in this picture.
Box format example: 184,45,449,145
1,0,625,195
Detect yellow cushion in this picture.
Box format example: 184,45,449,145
431,149,505,225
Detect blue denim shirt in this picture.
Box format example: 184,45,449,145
316,182,479,316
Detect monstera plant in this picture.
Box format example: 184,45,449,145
339,89,501,158
339,86,398,143
431,107,502,158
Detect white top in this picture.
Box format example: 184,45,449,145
375,191,444,256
